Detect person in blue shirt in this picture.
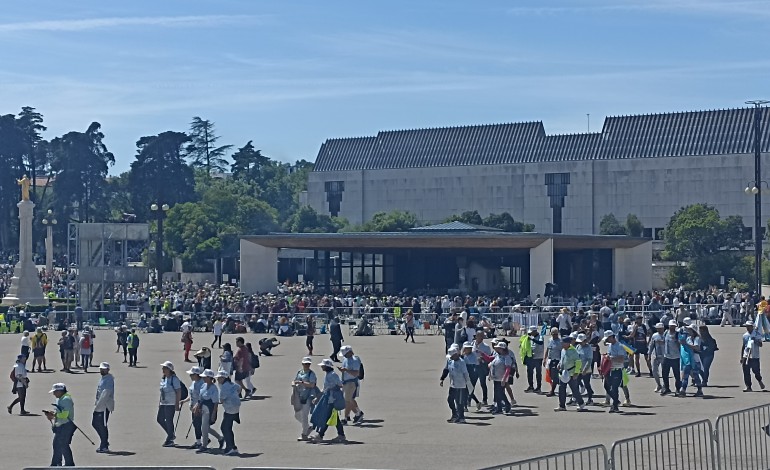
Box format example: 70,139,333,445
603,331,627,413
195,369,223,453
309,358,346,443
441,344,472,422
216,370,241,456
184,366,205,448
338,345,363,424
157,361,182,447
45,383,76,466
92,362,115,453
292,357,318,441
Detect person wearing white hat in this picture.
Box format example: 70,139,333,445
521,325,544,393
339,345,364,424
575,333,594,405
472,331,492,405
195,369,224,453
184,366,205,448
461,342,480,411
649,323,666,392
20,330,30,360
45,383,76,466
440,345,472,423
602,331,626,413
741,320,765,392
660,320,682,396
292,357,318,441
543,328,562,397
554,336,586,412
680,325,703,397
158,361,182,447
309,358,346,443
93,362,114,452
216,369,241,455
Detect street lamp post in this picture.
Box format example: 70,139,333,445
150,203,170,291
746,100,770,297
41,209,57,276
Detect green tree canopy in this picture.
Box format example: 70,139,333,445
288,205,346,233
482,212,535,232
599,213,627,235
186,117,232,176
445,210,483,225
360,210,417,232
625,214,644,237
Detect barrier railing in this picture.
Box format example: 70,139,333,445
478,445,609,470
23,467,216,470
609,419,716,470
714,403,770,470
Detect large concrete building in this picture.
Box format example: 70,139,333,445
306,107,770,240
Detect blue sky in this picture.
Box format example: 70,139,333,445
2,0,770,174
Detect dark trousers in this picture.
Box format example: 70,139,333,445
221,412,239,451
743,358,763,387
662,358,682,392
447,387,465,419
559,376,584,407
548,360,559,392
157,405,176,441
128,348,137,366
466,366,480,405
192,411,202,440
211,335,222,348
405,326,415,341
445,337,453,353
331,340,342,360
10,386,26,412
605,369,623,407
493,380,510,412
477,364,488,402
580,373,594,400
92,410,110,449
525,357,542,389
306,336,314,352
318,413,344,438
51,421,76,466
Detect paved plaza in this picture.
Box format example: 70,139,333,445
3,327,769,470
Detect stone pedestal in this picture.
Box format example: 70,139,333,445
2,200,45,306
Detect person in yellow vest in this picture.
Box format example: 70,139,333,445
520,325,544,392
45,383,76,466
31,326,48,372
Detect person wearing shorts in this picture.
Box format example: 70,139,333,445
627,315,651,377
233,337,252,399
338,345,364,424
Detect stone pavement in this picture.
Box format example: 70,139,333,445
2,326,768,470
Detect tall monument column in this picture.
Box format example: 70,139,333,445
2,176,45,306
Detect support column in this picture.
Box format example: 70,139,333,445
3,200,45,305
529,238,554,299
613,241,653,294
239,239,278,294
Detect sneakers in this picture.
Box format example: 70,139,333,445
330,435,347,443
744,387,753,392
654,386,661,393
566,399,575,406
694,389,704,397
298,434,309,441
195,447,209,454
162,440,175,447
476,402,482,411
577,404,587,412
447,417,457,423
218,437,225,450
225,449,240,456
353,411,364,423
455,418,467,423
761,381,766,390
524,386,534,393
609,407,621,413
660,389,671,396
554,406,567,412
509,398,517,406
586,399,594,406
622,399,632,407
96,447,109,453
192,442,201,449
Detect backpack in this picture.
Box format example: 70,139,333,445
599,355,612,377
130,334,139,348
174,375,189,401
82,336,91,349
358,361,364,381
250,352,260,369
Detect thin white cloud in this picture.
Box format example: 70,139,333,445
0,15,262,33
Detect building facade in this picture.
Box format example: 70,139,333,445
306,108,770,239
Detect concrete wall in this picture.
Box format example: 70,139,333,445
529,239,554,298
613,241,653,294
308,152,768,235
239,240,278,295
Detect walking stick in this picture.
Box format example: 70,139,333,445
72,420,96,445
185,420,193,439
174,408,182,433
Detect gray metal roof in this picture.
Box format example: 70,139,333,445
313,107,770,171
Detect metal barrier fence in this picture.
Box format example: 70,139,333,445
715,403,770,470
24,467,216,470
610,419,716,470
478,445,609,470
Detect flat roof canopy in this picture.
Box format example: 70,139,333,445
242,232,649,251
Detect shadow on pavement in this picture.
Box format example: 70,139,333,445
106,451,136,457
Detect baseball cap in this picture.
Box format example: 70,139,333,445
561,337,573,343
528,326,538,333
49,383,66,393
576,333,586,343
160,361,174,371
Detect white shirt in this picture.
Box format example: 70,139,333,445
13,363,27,388
213,321,223,336
20,336,30,348
557,314,571,330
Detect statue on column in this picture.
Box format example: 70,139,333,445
17,175,31,201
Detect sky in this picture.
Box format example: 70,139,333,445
2,0,770,174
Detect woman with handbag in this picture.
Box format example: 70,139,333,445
8,354,29,415
292,357,318,441
309,358,346,443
